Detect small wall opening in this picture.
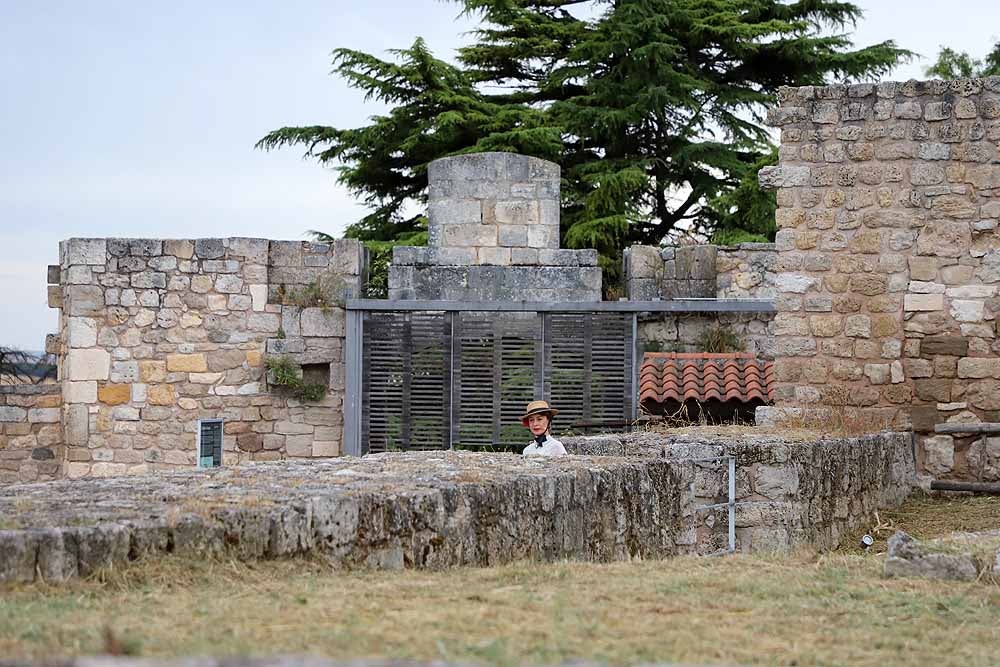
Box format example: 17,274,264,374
198,419,223,468
301,363,330,388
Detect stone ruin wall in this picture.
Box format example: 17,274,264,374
50,237,365,479
765,77,1000,481
0,385,63,484
565,430,913,553
624,243,778,358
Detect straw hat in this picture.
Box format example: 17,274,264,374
520,400,559,426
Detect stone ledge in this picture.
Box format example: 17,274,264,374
0,453,698,584
0,384,61,396
564,429,914,552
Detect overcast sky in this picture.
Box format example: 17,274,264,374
1,0,998,350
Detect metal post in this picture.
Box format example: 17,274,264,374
343,309,363,456
728,455,736,554
630,312,639,425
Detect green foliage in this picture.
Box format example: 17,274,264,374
697,326,743,354
265,356,328,403
259,0,911,274
273,274,347,309
925,42,1000,79
708,149,778,245
0,347,56,384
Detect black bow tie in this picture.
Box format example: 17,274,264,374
534,434,547,446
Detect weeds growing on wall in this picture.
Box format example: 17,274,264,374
273,274,347,310
265,356,327,403
697,327,743,353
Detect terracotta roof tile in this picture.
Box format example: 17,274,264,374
639,352,775,408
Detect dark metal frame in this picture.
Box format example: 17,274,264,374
343,298,776,456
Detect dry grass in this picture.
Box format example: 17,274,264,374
2,497,1000,666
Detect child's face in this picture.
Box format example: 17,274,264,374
527,413,549,436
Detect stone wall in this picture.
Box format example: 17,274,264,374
52,237,365,479
565,430,914,552
624,243,778,358
763,77,1000,478
389,153,602,301
0,385,63,484
0,452,699,583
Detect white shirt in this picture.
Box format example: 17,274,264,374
522,434,567,457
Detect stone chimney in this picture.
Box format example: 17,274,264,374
388,152,601,301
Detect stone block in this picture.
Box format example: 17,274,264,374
920,336,969,356
478,247,512,266
498,225,528,247
64,404,89,446
301,308,345,337
0,406,27,422
147,385,175,406
98,383,131,406
950,300,986,322
626,246,663,280
922,435,955,475
845,315,872,338
26,408,60,423
137,361,166,383
957,357,1000,379
166,354,208,373
66,317,98,348
215,275,244,294
392,246,429,266
194,238,226,259
65,239,107,266
65,349,110,381
511,248,539,265
904,294,944,312
527,224,558,249
65,285,105,315
64,381,97,404
442,223,497,247
248,313,281,334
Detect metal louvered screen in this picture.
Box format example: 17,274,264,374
360,309,634,454
362,312,450,453
544,313,632,433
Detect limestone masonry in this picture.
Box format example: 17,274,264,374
0,430,912,584
388,152,601,301
765,77,1000,480
48,237,365,481
624,243,777,357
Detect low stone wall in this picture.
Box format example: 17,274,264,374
564,430,914,552
0,452,699,584
0,385,63,484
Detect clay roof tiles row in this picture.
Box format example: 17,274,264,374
639,352,775,406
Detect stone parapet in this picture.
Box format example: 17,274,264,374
625,243,778,301
0,452,699,584
564,430,914,552
388,265,602,301
764,77,1000,475
0,384,63,484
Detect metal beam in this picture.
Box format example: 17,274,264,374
934,423,1000,435
343,309,363,456
346,298,776,313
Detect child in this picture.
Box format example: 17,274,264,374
520,400,567,456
